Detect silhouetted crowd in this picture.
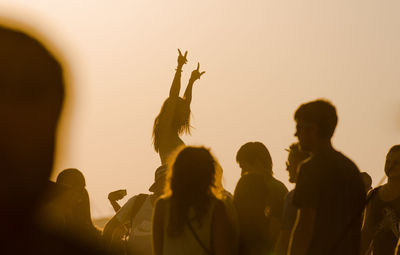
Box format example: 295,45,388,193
1,23,400,255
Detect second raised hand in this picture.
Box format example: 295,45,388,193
190,62,206,81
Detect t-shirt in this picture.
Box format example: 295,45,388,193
116,195,153,255
293,149,366,255
233,173,288,255
364,187,400,255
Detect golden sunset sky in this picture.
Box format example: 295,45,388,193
1,0,399,218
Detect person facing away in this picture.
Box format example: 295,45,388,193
288,99,366,255
152,146,236,255
103,165,167,255
55,169,101,244
233,141,288,255
361,145,400,255
360,171,373,193
0,23,109,255
275,143,309,255
152,49,205,165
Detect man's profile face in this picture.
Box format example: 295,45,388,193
295,119,316,152
385,150,400,178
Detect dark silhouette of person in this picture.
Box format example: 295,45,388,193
233,142,288,255
152,146,235,255
360,172,373,193
103,165,167,255
275,143,309,255
361,145,400,255
288,99,366,255
48,169,101,245
152,49,205,165
0,23,109,254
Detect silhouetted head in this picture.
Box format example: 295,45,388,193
152,97,191,152
294,99,337,152
236,142,273,176
149,165,167,196
360,172,372,192
167,146,219,199
286,143,310,183
56,168,86,189
384,145,400,179
165,146,222,235
0,25,64,216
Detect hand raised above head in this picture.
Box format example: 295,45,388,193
190,62,206,81
177,49,188,67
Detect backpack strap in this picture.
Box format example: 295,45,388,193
187,221,213,255
125,193,149,240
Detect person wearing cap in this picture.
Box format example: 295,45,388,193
103,166,167,255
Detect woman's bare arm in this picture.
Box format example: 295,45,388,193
169,49,187,98
183,62,205,104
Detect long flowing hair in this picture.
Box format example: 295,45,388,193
163,146,222,236
152,97,191,152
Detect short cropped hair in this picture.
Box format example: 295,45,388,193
236,142,273,174
388,145,400,154
294,99,338,139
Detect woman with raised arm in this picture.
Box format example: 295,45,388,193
153,49,205,165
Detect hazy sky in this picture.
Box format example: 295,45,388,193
1,0,399,218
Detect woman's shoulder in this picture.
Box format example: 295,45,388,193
155,196,171,210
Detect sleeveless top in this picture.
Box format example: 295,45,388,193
162,198,217,255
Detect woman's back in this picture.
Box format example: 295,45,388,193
162,197,217,255
157,130,184,164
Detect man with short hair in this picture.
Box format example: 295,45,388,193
233,141,288,255
289,99,366,255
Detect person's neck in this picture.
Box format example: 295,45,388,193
310,140,333,155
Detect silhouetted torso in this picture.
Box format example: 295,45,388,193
158,127,184,164
293,149,366,255
234,173,288,255
365,187,400,255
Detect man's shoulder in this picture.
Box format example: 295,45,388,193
334,150,359,170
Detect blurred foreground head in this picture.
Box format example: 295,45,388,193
0,24,64,217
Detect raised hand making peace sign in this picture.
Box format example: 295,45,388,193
190,62,206,82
